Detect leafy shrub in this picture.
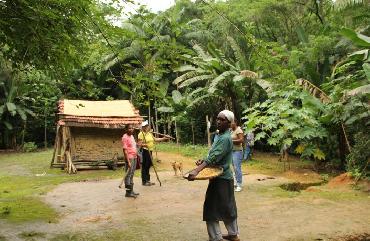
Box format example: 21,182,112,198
1,206,11,216
346,132,370,179
22,142,37,152
106,160,118,170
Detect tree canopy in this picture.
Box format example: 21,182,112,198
0,0,369,178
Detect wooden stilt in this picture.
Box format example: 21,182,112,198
50,125,60,167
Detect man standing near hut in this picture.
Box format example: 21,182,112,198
138,120,169,186
188,110,240,241
121,124,139,198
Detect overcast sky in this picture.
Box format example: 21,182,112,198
124,0,176,14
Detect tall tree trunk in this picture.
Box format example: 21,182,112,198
155,100,159,138
44,107,47,149
147,98,151,128
191,121,195,145
21,121,26,147
338,129,346,170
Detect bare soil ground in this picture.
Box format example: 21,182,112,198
1,151,369,241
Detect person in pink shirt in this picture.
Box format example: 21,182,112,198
120,124,139,198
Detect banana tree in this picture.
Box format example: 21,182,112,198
0,62,34,149
173,39,268,120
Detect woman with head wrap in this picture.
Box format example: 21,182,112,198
188,110,240,241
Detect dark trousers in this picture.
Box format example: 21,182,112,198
124,158,137,190
141,149,152,184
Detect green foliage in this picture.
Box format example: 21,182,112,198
346,132,370,179
244,87,328,160
155,142,209,159
0,0,368,174
0,0,107,70
0,149,123,222
22,142,37,153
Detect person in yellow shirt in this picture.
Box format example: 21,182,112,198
138,120,169,186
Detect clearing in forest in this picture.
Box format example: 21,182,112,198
0,150,369,241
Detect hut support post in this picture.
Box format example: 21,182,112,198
50,125,60,167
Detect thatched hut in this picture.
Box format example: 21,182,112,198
51,99,143,173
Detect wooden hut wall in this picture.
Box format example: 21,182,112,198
71,127,124,162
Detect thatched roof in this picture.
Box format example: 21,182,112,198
57,99,143,128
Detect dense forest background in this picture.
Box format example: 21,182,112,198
0,0,369,177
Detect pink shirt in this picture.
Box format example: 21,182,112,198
121,134,137,160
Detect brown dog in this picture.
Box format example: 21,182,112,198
171,161,183,176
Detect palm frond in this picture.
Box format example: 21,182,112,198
172,90,183,104
103,57,120,71
346,84,370,97
256,79,273,92
179,74,213,89
296,78,331,103
186,19,202,26
184,31,211,41
333,0,365,11
151,35,171,43
227,36,247,69
187,87,205,99
121,23,146,37
208,71,238,94
187,94,210,108
173,71,198,85
192,43,212,60
174,65,196,72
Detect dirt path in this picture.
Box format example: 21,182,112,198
1,152,369,241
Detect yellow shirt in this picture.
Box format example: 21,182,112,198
138,131,155,151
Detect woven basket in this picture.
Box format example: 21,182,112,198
183,166,223,180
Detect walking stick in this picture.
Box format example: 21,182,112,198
139,130,162,187
149,150,162,186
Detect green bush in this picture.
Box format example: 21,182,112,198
22,142,38,152
346,132,370,180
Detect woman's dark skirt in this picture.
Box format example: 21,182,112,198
203,178,237,221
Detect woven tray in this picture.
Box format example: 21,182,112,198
183,166,223,180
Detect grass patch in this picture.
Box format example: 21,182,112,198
280,181,324,192
0,149,125,223
256,186,301,198
256,183,369,201
19,231,45,240
301,188,370,201
155,143,209,159
50,216,200,241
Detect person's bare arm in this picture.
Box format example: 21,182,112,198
138,137,148,148
232,133,244,145
187,160,207,181
122,147,131,168
154,137,169,142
